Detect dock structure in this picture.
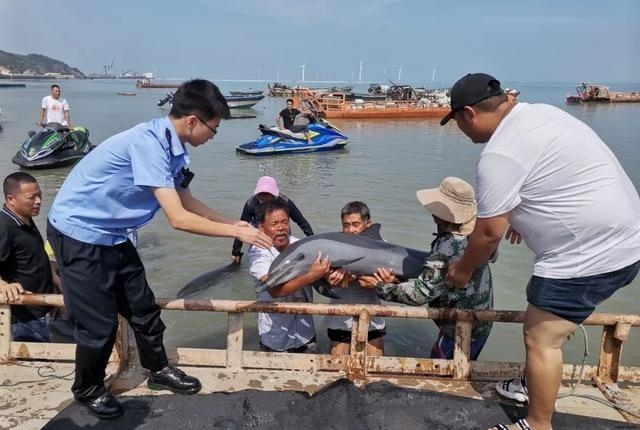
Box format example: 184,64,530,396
1,294,639,429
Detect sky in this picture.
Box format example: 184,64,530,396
1,0,639,84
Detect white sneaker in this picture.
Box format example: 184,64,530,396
496,376,528,403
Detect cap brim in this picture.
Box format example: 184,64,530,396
440,111,454,126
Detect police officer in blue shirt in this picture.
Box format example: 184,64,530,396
47,79,272,420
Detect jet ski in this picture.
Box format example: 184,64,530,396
236,118,349,155
12,123,94,169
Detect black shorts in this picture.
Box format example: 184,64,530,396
259,336,317,353
327,328,386,343
526,260,639,324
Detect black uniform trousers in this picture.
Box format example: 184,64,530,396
47,222,168,399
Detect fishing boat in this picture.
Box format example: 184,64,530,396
225,94,265,109
295,88,450,119
156,92,264,109
229,90,264,96
566,82,640,104
136,79,182,89
267,82,295,97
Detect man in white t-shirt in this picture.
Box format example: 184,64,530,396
38,84,71,127
248,198,327,353
442,73,640,430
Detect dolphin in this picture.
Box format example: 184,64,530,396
177,263,241,298
260,224,427,292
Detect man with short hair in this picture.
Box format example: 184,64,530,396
443,73,640,430
39,84,71,127
276,98,301,131
325,201,386,356
47,79,272,420
248,198,327,353
0,172,59,342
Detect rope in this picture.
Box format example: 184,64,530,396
0,360,75,387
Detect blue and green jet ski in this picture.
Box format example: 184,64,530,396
236,118,349,155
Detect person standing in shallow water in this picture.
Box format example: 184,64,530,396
231,176,314,264
47,79,272,420
441,73,640,430
362,179,492,361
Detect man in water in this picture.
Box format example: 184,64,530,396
324,202,386,357
47,79,272,420
231,176,314,264
248,199,325,353
38,84,71,127
442,72,640,430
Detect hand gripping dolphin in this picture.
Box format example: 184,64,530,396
260,224,427,293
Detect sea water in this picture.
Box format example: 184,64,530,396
1,79,639,364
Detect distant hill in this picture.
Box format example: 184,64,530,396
0,50,84,76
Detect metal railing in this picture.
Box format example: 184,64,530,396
2,294,639,389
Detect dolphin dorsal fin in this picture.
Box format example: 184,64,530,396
359,223,383,240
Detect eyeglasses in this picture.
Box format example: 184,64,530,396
192,114,218,135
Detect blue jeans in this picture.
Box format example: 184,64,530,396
12,316,51,342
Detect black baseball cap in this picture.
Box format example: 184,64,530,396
440,73,505,126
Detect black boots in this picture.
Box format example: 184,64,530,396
147,365,202,395
76,392,124,420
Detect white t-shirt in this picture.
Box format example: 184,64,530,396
476,103,640,278
41,95,69,125
248,237,316,351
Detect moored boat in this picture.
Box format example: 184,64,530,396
566,82,640,104
136,79,182,89
229,90,264,96
296,88,450,119
267,82,295,97
155,92,264,109
225,94,265,109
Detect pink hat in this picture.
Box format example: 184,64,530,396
254,176,280,197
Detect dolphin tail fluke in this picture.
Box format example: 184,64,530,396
176,263,239,298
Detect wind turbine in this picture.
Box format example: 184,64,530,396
398,65,403,82
300,63,306,82
432,66,437,82
358,60,363,82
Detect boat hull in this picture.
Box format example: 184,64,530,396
324,105,450,119
226,95,265,109
236,139,347,155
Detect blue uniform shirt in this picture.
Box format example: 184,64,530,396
48,117,190,245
